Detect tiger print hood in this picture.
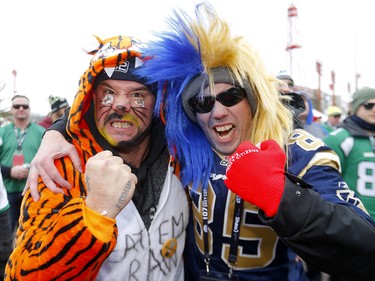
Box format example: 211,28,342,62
66,35,155,158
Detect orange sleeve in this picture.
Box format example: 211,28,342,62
5,181,117,280
83,204,116,242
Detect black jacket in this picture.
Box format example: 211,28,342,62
261,175,375,281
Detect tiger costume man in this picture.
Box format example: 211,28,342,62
5,36,188,281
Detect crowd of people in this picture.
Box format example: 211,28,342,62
0,2,374,281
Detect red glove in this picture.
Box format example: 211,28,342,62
224,140,286,217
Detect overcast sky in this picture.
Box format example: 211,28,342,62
1,0,374,114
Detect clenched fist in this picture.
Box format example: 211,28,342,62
84,151,137,219
225,140,286,217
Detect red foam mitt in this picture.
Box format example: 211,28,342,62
224,140,286,217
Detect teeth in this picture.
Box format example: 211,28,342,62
112,122,131,128
218,129,233,140
214,124,234,140
215,124,233,132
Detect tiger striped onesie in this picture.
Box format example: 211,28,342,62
5,36,189,281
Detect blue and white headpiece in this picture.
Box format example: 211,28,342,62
137,2,291,190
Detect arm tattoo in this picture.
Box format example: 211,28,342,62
115,181,132,209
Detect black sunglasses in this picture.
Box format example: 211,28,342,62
12,104,29,110
363,102,375,111
188,87,247,114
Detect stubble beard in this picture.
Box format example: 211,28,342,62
115,122,152,153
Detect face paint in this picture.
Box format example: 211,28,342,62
102,93,114,105
135,99,145,107
101,93,145,108
99,114,140,147
94,80,156,151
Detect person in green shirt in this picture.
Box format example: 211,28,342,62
0,95,45,231
324,87,375,220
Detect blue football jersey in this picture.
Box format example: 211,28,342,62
185,129,369,281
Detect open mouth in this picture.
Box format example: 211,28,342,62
214,124,234,140
111,121,132,129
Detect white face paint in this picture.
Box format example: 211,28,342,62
102,93,114,105
102,93,145,108
94,80,156,150
135,99,145,107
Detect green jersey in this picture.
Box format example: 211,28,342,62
0,123,45,193
324,118,375,219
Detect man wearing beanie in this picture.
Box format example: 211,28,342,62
6,35,188,281
38,95,69,129
138,4,375,279
325,87,375,224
